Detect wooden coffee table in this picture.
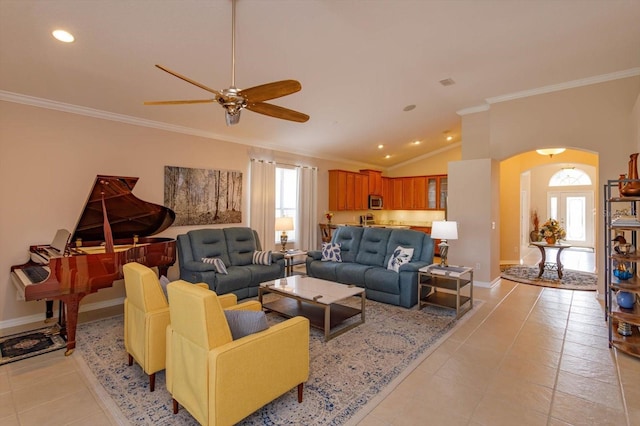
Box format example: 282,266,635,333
259,275,365,341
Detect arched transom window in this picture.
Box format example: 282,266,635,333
549,168,592,186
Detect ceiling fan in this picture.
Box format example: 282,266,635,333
144,0,309,126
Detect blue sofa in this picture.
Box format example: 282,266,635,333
306,226,435,308
177,227,285,299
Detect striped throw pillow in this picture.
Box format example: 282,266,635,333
252,250,272,265
201,257,228,274
224,310,268,340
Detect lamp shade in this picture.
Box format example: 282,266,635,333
431,220,458,240
275,216,294,232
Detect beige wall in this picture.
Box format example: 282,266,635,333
499,150,598,264
0,101,360,325
459,75,640,294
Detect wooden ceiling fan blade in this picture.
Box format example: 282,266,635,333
144,99,215,105
240,80,302,102
155,64,221,95
246,102,309,123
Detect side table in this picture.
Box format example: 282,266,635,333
418,264,473,318
530,241,571,279
282,250,308,276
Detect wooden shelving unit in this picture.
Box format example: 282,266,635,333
604,180,640,359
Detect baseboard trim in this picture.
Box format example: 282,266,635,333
0,297,125,330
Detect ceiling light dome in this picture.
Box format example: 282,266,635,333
52,29,75,43
536,148,566,158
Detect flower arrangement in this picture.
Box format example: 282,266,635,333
539,218,566,243
325,211,334,223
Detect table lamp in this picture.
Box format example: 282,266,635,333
431,220,458,267
275,216,294,252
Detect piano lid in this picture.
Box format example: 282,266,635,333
71,175,175,243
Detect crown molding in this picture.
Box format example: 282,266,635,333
456,104,490,116
486,67,640,105
456,68,640,115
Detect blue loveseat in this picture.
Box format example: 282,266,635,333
177,227,285,299
306,226,435,308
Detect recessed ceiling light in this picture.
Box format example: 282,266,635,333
385,154,391,159
446,136,453,141
413,140,421,145
378,144,384,149
403,105,416,112
52,29,75,43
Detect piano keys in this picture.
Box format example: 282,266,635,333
10,175,176,355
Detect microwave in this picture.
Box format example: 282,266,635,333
369,195,383,210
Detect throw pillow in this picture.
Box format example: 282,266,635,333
387,246,414,272
321,242,342,262
252,250,272,265
224,310,269,340
201,257,228,274
159,275,170,298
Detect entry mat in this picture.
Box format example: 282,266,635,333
0,324,66,365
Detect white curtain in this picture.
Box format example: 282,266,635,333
297,166,318,251
249,159,276,250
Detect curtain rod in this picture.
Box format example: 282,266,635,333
250,158,317,170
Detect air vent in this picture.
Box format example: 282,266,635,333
439,78,456,87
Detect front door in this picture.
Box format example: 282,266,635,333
547,191,594,247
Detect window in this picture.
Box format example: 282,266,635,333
275,166,298,243
549,168,592,186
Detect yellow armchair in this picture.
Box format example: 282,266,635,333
123,262,171,392
166,280,310,426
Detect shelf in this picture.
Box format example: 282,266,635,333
428,276,471,291
421,292,471,310
605,179,640,359
610,280,640,293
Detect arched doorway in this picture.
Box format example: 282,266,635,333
500,149,598,273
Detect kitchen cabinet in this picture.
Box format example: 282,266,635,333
391,179,404,210
402,178,414,209
329,170,447,211
427,175,448,210
413,177,427,210
328,170,368,211
361,169,382,196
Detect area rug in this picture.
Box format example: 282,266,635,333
501,265,597,291
0,324,66,365
74,298,481,425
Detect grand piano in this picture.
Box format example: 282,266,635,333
11,175,176,355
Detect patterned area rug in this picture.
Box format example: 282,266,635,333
0,324,66,365
501,265,597,291
75,297,481,425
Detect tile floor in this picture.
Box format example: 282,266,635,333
1,250,638,425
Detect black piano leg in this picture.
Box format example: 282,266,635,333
44,300,54,323
58,301,67,341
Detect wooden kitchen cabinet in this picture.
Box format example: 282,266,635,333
402,178,414,209
361,169,382,196
329,169,368,211
428,175,448,210
413,177,427,210
391,179,404,209
382,177,393,210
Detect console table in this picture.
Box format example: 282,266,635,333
531,241,572,279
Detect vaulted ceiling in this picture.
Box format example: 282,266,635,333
1,0,639,167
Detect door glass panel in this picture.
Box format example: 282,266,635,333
565,196,586,241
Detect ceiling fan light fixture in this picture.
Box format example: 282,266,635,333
225,110,241,126
536,148,566,158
